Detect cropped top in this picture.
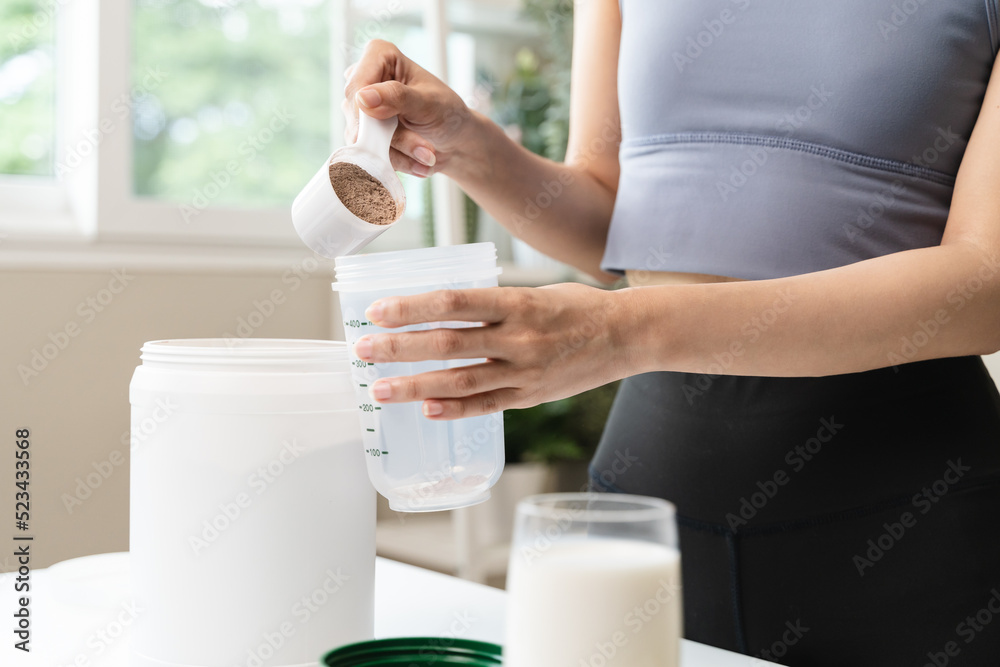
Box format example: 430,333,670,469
601,0,1000,279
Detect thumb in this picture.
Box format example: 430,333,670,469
356,80,433,122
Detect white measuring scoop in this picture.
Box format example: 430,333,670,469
292,113,407,258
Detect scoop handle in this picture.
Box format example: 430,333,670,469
356,113,398,159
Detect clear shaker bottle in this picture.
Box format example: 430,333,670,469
332,242,505,512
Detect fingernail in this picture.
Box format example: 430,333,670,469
354,337,373,360
423,401,443,417
371,381,392,401
357,88,381,108
412,164,432,178
366,302,385,323
413,147,436,167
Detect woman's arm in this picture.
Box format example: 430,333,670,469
343,0,623,280
352,56,1000,419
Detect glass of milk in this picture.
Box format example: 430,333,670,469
504,493,682,667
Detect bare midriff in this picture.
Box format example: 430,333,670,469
625,270,746,286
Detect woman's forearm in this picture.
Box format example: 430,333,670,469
442,111,618,282
623,242,1000,377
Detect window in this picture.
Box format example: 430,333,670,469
132,0,331,209
0,1,57,178
0,0,576,280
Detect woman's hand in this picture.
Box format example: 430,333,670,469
352,284,644,419
343,40,482,178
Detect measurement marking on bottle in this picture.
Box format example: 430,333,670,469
359,383,368,388
365,449,387,457
374,407,381,411
366,428,375,432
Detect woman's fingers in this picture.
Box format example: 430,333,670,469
422,389,522,420
368,361,512,405
369,363,523,420
350,284,629,420
366,288,526,327
388,127,437,176
355,326,497,364
392,127,437,167
388,147,426,177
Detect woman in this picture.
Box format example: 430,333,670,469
344,1,1000,664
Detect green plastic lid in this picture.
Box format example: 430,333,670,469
322,637,503,666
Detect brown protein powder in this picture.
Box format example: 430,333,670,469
329,162,397,225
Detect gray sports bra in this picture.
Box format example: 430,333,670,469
601,0,1000,279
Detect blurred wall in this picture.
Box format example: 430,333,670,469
0,263,336,571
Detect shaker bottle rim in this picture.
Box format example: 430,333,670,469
331,243,501,292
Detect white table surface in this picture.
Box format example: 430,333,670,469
0,552,780,666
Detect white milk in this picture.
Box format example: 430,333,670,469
505,538,682,667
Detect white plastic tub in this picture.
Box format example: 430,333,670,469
129,339,374,667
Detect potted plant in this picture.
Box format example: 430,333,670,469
503,380,618,490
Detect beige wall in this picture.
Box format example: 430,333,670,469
0,265,335,571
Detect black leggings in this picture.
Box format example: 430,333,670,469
590,356,1000,667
